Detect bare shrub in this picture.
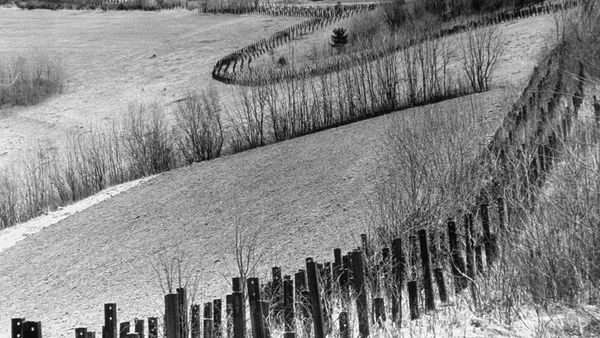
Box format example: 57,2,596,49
373,97,490,241
227,86,269,153
122,102,177,177
459,25,505,92
0,51,64,107
174,88,224,164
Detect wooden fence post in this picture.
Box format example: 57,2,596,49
203,302,213,338
214,299,222,338
23,322,41,338
260,301,271,338
475,245,484,274
419,229,436,312
434,268,448,303
232,291,245,338
373,298,385,327
339,312,350,338
447,218,467,292
351,250,369,338
481,203,496,266
306,257,325,338
407,281,419,320
283,276,295,337
119,322,130,338
176,288,187,338
134,319,144,338
165,294,180,338
12,318,24,338
105,304,118,338
391,238,404,326
148,318,157,338
333,248,342,284
465,214,475,280
247,277,265,338
191,304,200,338
76,328,88,338
225,295,233,338
272,266,283,324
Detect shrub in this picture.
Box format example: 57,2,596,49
0,52,64,107
174,89,224,164
459,25,505,93
122,103,177,177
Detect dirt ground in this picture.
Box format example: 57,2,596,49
0,10,557,337
0,8,302,168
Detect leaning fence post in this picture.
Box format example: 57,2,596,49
447,218,467,292
351,250,369,338
247,277,265,338
12,318,25,338
165,294,180,338
105,304,118,338
481,203,496,266
434,268,448,303
306,257,325,338
419,229,436,312
465,214,475,280
407,281,419,320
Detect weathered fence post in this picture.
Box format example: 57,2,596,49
247,277,265,338
119,322,130,338
434,268,448,303
214,299,222,337
134,319,144,338
339,312,350,338
373,298,385,327
481,203,496,266
391,238,404,326
105,304,118,338
176,288,187,338
260,301,271,338
448,218,467,292
76,328,88,338
333,248,342,284
419,229,436,312
225,296,233,338
191,305,200,338
475,245,484,274
148,318,157,338
203,302,213,338
407,281,419,320
165,294,181,338
23,322,42,338
306,257,325,338
465,214,475,280
351,250,369,337
12,318,24,338
283,276,295,338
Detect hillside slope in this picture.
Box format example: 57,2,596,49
0,13,555,337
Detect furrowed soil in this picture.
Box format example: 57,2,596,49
0,11,556,337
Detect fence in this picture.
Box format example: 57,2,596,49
7,13,588,338
211,0,579,86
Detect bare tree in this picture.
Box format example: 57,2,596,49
459,25,505,92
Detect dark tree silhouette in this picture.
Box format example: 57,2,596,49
330,27,348,48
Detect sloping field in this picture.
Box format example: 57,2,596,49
0,9,302,168
0,12,556,337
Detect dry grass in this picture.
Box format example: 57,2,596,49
0,51,64,107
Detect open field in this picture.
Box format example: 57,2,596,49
0,8,302,168
0,7,556,332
